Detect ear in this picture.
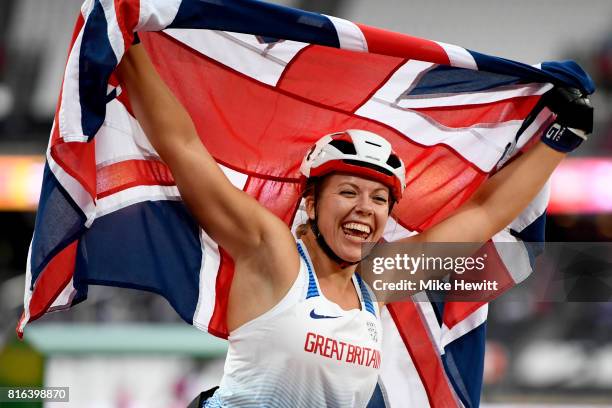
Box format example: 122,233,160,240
304,194,316,221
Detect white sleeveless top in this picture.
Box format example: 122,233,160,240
206,240,382,408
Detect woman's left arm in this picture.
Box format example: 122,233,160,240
407,87,593,244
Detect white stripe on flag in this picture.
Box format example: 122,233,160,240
192,165,249,329
48,278,77,311
95,99,160,167
434,41,477,70
193,229,221,330
101,0,125,63
413,293,444,354
356,96,523,172
515,105,554,151
220,164,249,190
383,217,418,242
18,242,35,335
96,185,182,217
325,15,368,52
494,106,553,170
364,59,435,103
393,84,549,109
165,29,310,86
366,60,550,109
95,162,247,218
492,181,550,283
492,229,533,284
135,0,183,31
58,18,88,143
379,306,431,408
441,303,488,348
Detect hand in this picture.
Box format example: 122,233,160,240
540,87,594,153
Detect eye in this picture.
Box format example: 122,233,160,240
340,190,356,197
373,196,388,204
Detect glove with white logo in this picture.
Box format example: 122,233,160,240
541,87,594,153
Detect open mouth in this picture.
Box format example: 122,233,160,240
341,222,372,242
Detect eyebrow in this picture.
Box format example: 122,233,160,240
337,182,388,194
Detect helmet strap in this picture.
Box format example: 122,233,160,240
308,219,358,269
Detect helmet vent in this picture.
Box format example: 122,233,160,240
328,139,357,155
365,140,382,147
386,154,402,169
343,159,393,176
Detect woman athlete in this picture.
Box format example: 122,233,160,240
117,43,592,407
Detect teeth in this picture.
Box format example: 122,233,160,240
342,222,371,234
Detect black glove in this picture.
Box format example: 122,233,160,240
540,87,593,153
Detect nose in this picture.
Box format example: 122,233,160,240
355,193,374,216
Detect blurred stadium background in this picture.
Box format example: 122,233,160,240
0,0,611,407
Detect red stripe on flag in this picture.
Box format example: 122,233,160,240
50,119,62,150
442,302,486,332
413,95,541,128
244,176,303,223
277,45,404,112
96,159,175,198
16,312,27,338
51,142,97,201
387,302,459,408
28,240,79,322
443,242,515,329
143,32,488,234
357,24,450,65
208,247,235,339
114,0,140,49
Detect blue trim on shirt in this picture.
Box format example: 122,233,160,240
355,273,376,316
297,242,319,299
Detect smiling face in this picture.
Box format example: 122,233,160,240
305,173,391,263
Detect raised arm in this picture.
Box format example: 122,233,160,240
409,87,593,244
115,43,297,267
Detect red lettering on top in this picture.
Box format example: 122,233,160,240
330,338,340,360
354,345,363,365
362,347,371,365
368,350,381,369
303,332,380,368
323,337,334,358
313,334,325,355
338,341,347,360
346,344,356,363
304,332,316,352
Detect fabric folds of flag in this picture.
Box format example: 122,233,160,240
18,0,594,407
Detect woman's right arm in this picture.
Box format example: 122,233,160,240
116,44,298,272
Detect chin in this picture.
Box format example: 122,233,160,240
335,237,366,263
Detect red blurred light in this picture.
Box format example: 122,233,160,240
548,158,612,214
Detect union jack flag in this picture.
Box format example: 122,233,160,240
18,0,594,407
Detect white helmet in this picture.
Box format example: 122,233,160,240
300,129,406,201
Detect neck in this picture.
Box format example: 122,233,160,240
301,229,356,286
